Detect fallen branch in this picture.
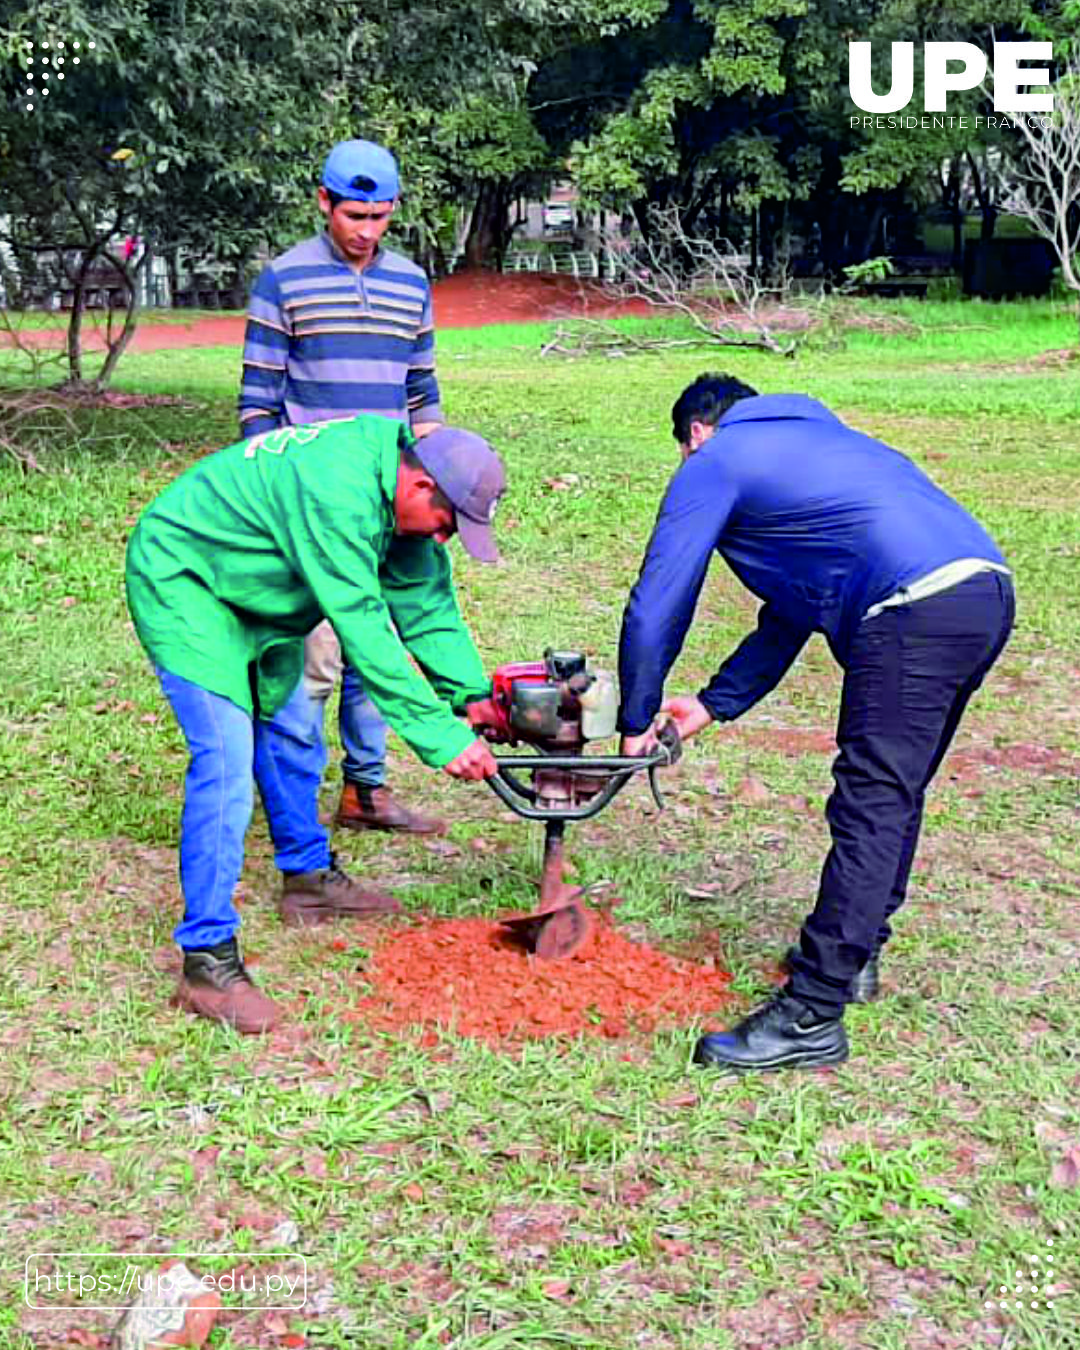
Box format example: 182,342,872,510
0,388,79,471
539,303,921,360
539,322,733,358
0,385,192,473
602,206,812,357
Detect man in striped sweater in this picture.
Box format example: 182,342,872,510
239,139,450,836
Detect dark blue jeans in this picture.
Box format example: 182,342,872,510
789,570,1015,1017
157,669,332,950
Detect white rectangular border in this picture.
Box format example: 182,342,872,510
24,1252,308,1312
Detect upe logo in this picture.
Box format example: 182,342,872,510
849,42,1053,113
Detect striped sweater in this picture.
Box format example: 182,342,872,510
238,232,442,437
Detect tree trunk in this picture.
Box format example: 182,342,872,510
944,155,964,269
167,248,180,307
773,202,792,289
750,206,758,276
631,199,652,242
682,168,724,237
759,203,774,278
65,255,92,386
224,255,249,310
95,253,145,388
420,240,445,278
859,202,886,262
462,181,512,272
965,152,997,243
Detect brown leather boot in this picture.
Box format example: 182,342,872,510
279,852,402,927
175,938,280,1035
334,782,447,836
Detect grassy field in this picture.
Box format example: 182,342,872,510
1,300,1078,1349
1,307,246,330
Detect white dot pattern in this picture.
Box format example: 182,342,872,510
985,1240,1063,1318
21,31,93,111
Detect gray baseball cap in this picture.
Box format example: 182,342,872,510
412,426,507,563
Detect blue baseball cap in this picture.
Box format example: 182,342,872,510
412,427,507,563
322,140,400,202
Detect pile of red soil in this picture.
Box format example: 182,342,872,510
345,915,733,1044
431,271,653,328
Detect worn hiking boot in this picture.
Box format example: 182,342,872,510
784,945,882,1005
694,991,848,1073
176,938,280,1035
279,852,402,927
334,782,447,836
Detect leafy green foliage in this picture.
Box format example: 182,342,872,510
842,255,895,285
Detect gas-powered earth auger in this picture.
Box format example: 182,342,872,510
473,650,681,959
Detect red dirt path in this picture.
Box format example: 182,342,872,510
5,272,651,353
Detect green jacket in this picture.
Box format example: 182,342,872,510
125,415,490,768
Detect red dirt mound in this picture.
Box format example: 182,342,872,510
345,914,734,1045
431,271,653,327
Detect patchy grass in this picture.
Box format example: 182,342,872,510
0,306,245,331
0,301,1077,1349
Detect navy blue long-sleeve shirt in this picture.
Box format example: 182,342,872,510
617,395,1006,734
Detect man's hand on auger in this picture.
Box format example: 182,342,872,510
443,738,499,781
660,694,713,745
620,728,659,757
463,696,510,743
620,711,686,760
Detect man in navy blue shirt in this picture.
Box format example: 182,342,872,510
618,373,1014,1073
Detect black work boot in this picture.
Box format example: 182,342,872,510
279,851,402,927
851,953,881,1004
784,945,882,1005
693,991,848,1073
176,937,280,1035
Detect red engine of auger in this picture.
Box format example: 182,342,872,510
488,650,618,810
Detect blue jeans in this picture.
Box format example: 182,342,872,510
302,622,386,785
157,669,332,950
340,665,387,786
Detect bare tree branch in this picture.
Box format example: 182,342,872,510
0,308,68,387
94,246,148,388
603,205,808,357
539,320,760,358
990,56,1080,332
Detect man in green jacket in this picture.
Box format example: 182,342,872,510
126,415,506,1033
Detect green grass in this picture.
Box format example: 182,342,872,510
1,306,245,330
1,299,1078,1349
919,216,1043,252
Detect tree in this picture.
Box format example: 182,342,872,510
533,0,937,277
0,144,156,387
356,0,669,272
369,91,554,275
537,0,813,247
0,0,361,387
540,0,1075,279
1,0,672,389
995,54,1080,335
